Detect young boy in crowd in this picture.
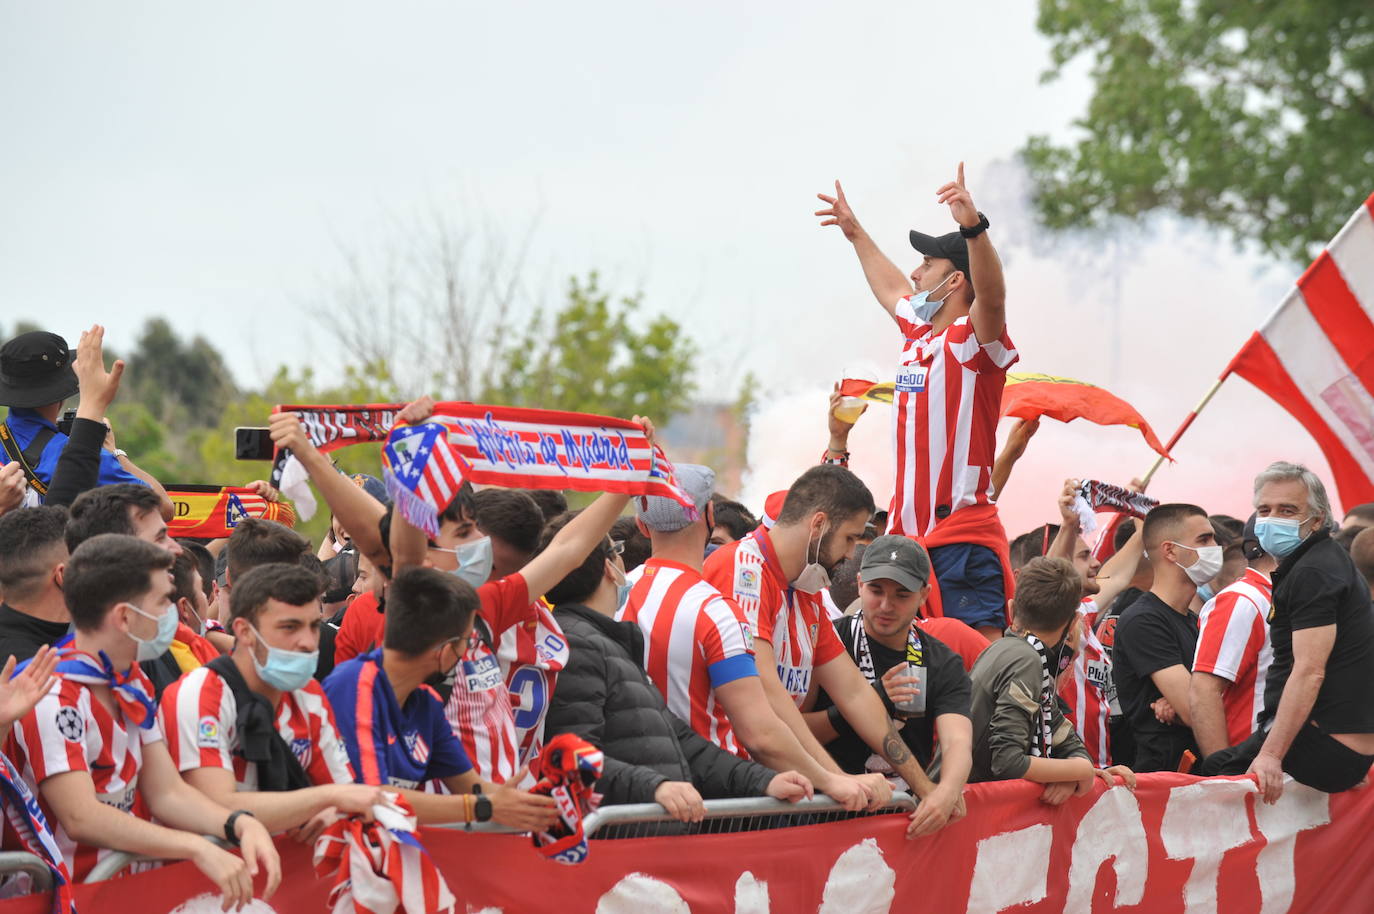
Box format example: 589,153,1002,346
968,557,1135,802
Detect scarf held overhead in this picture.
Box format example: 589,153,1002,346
1071,480,1160,534
166,485,297,539
269,404,406,521
382,404,697,537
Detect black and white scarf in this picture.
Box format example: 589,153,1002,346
1022,633,1057,758
849,610,922,687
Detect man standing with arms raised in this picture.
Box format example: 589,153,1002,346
817,165,1017,640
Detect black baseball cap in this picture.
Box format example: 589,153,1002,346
860,534,932,593
909,229,972,283
0,331,78,409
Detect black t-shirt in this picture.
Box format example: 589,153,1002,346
1265,530,1374,733
0,604,70,665
816,615,971,775
1113,592,1199,771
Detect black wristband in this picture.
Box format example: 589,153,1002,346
826,704,846,733
223,809,254,846
872,679,899,717
959,211,990,239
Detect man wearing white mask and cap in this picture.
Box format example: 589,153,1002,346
1112,503,1218,772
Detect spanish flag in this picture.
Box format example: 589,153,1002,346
842,373,1168,458
166,486,298,539
1000,373,1170,458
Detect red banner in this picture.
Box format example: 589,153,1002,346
2,775,1370,913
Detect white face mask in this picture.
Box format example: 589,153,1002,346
1167,541,1224,587
908,272,955,323
792,522,831,595
128,603,179,662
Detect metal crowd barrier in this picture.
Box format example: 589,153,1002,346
83,793,918,882
0,852,54,893
580,790,917,839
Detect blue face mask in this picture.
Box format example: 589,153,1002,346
1197,583,1216,603
908,272,954,323
250,625,319,692
1255,516,1309,559
611,562,631,613
447,537,494,589
129,603,179,662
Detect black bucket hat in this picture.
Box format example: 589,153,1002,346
0,331,79,409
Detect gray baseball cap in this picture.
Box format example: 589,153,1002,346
636,464,715,533
860,534,932,593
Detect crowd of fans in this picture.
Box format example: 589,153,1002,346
0,166,1370,910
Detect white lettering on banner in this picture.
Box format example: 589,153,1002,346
578,782,1338,913
596,874,691,914
734,872,770,914
1253,782,1331,914
1160,779,1258,914
168,896,279,914
966,823,1052,914
818,839,896,914
1064,787,1148,911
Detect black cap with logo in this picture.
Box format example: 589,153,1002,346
860,534,933,594
909,229,972,284
0,331,78,409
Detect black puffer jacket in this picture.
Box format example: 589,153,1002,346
546,604,776,805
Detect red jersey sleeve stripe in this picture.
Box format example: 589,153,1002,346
354,661,384,786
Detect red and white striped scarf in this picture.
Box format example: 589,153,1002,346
313,794,455,914
382,403,696,537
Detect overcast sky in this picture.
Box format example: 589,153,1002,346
0,1,1335,529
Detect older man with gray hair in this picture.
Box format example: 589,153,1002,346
1199,462,1374,802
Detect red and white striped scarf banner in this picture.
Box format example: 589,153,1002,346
268,404,406,518
382,403,696,536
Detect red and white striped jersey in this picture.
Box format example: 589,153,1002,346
445,574,528,785
703,530,844,708
888,300,1018,537
618,558,759,755
158,665,356,789
8,678,163,882
1194,568,1274,745
497,595,568,773
1060,598,1113,767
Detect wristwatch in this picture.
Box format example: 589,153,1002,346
112,448,128,460
224,809,255,846
959,211,990,239
473,791,493,823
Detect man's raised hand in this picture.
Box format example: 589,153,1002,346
936,162,980,230
815,181,862,241
73,324,125,420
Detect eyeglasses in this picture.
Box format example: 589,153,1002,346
608,539,625,557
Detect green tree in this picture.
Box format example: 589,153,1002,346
191,361,400,545
1022,0,1374,261
483,273,697,424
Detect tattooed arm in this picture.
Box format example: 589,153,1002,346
815,654,936,795
817,654,964,838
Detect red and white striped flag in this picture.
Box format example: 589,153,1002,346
1224,192,1374,509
